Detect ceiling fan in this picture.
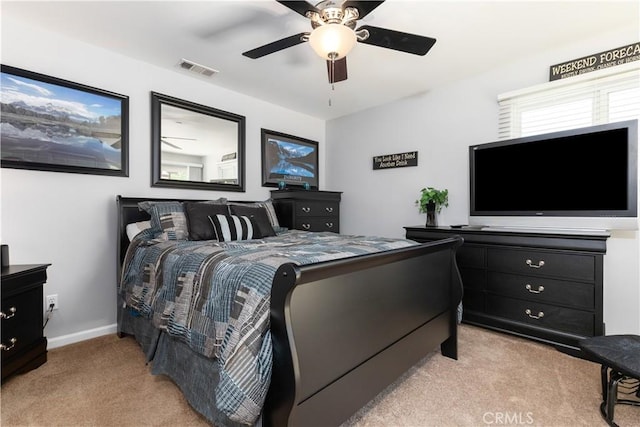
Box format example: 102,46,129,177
161,136,196,150
242,0,437,84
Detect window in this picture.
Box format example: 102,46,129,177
498,64,640,138
608,86,640,122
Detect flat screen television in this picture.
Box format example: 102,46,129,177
469,120,638,231
261,128,318,189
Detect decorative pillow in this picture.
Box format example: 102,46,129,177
201,197,228,205
125,220,151,241
228,204,276,238
184,201,229,241
209,214,259,242
258,200,280,228
228,200,280,229
137,201,188,240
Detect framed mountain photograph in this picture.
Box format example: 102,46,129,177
261,128,318,189
0,65,129,176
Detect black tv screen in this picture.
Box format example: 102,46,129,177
261,128,318,189
470,120,638,218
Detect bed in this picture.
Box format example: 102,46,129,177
116,195,463,427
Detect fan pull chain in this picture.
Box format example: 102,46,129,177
328,56,335,106
331,57,335,90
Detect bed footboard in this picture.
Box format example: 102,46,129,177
265,236,463,427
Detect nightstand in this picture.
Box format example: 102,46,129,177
1,264,51,382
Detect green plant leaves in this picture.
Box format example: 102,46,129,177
416,187,449,213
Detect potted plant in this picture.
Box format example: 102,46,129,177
416,187,449,227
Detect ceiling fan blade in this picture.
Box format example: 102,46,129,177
162,136,196,141
276,1,320,17
357,25,436,56
327,57,347,83
161,140,182,150
342,1,385,19
242,32,308,59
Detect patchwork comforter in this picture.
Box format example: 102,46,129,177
119,229,417,425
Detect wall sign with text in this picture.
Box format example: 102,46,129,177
549,42,640,81
373,151,418,170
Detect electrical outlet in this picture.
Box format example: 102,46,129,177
46,294,59,310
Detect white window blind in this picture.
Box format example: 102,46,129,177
498,65,640,139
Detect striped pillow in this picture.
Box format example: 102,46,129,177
209,214,257,242
228,205,276,238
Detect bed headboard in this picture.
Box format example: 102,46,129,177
116,195,257,278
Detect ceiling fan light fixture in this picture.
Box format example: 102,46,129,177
308,23,356,60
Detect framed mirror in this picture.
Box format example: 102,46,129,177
151,92,245,192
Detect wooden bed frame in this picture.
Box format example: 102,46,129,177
116,195,463,426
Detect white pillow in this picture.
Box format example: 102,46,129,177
126,220,151,240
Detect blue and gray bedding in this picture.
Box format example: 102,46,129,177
119,229,417,425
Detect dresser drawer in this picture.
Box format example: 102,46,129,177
295,201,339,218
488,248,595,281
463,289,484,311
486,295,594,336
295,217,339,232
457,245,485,268
404,226,606,351
1,286,43,358
1,264,50,382
487,272,594,309
271,190,342,233
459,268,486,291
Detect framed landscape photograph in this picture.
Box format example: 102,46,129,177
261,128,318,189
0,65,129,176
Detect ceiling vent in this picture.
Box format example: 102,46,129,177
178,59,219,77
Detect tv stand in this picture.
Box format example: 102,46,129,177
405,226,608,354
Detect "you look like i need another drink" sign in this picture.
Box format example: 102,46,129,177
373,151,418,170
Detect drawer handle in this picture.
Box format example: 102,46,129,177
525,309,544,319
302,207,311,213
325,207,334,213
0,338,17,351
302,224,311,230
0,307,16,319
526,259,545,269
325,222,334,228
525,284,545,294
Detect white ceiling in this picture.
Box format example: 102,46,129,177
3,0,639,120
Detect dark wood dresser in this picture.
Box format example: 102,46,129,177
405,226,608,353
271,190,342,233
1,264,50,382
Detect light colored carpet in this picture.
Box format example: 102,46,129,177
2,324,639,426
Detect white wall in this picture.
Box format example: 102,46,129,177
2,11,638,346
0,15,325,346
326,26,640,335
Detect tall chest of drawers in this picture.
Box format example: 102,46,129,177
270,190,341,233
404,226,608,353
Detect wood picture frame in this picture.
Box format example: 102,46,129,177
151,92,246,192
0,65,129,177
261,128,319,189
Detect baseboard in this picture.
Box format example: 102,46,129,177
47,323,117,349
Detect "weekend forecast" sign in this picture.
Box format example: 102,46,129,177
549,42,640,81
